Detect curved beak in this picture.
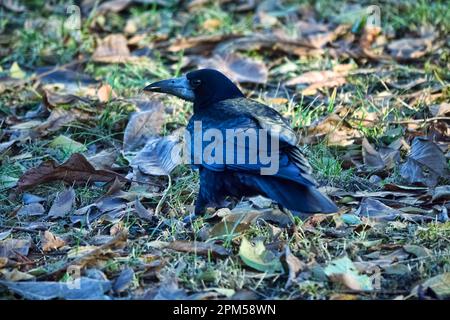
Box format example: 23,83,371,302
143,76,195,102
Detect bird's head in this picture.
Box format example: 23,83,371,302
143,69,244,109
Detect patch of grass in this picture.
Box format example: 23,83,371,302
304,143,353,185
86,59,171,96
416,222,450,248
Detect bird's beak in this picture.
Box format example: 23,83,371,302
143,76,195,102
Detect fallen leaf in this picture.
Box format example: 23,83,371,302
285,70,346,95
97,0,133,14
0,277,111,300
22,193,46,204
92,34,131,64
429,103,450,117
340,214,363,226
209,208,291,239
382,264,410,275
166,241,230,258
432,186,450,202
48,188,75,218
17,203,45,217
403,244,431,258
49,135,87,155
0,239,31,258
362,138,385,170
0,257,8,268
400,137,447,187
41,231,66,252
1,269,35,281
113,267,134,293
17,153,125,191
301,114,362,146
134,198,154,222
9,62,26,79
97,84,116,102
0,231,11,241
0,140,16,156
387,34,436,60
165,34,238,54
355,198,401,221
197,53,268,84
282,245,305,288
293,21,349,49
324,256,373,291
361,138,400,172
413,273,450,299
123,101,164,151
87,149,119,170
202,18,222,31
238,237,282,273
142,279,189,300
37,67,99,95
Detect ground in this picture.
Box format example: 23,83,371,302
0,0,449,300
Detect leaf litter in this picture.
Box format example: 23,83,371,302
0,0,449,300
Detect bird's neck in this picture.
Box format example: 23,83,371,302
193,92,244,113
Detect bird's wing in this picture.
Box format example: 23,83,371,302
187,99,317,186
220,98,298,146
226,98,316,184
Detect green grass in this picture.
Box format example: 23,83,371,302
0,0,449,300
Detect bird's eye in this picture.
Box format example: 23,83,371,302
190,79,201,87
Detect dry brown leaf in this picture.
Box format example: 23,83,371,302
92,34,132,64
0,257,8,268
202,18,222,31
17,153,126,191
295,21,349,49
301,114,362,146
285,70,347,95
1,269,35,281
429,103,450,117
97,84,116,102
282,245,305,288
387,29,437,61
328,273,367,291
197,53,268,84
123,100,165,151
165,34,238,54
43,230,128,280
167,241,230,258
42,231,66,252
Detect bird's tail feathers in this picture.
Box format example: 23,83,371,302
251,176,338,214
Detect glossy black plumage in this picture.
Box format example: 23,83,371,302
144,69,338,216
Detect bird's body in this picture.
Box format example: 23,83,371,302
187,97,337,215
144,69,338,217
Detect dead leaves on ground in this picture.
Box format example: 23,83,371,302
17,153,126,191
1,0,449,301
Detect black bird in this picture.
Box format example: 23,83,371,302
144,69,338,217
